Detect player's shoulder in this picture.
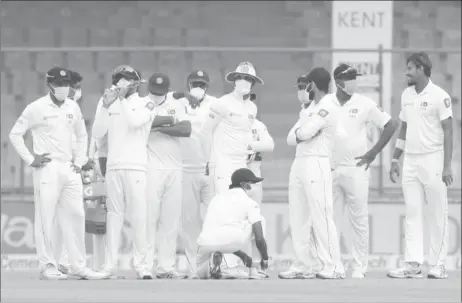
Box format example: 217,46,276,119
317,94,337,117
401,86,414,99
252,119,266,130
353,93,377,109
429,82,451,100
246,100,258,111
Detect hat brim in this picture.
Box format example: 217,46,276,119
225,72,264,85
148,87,168,96
249,177,264,184
189,78,209,84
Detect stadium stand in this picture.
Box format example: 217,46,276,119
1,1,460,192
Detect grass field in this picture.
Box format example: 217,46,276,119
1,271,461,302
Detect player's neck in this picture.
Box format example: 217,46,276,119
414,78,430,94
335,90,351,105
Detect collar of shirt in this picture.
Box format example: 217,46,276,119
412,80,433,96
227,187,247,197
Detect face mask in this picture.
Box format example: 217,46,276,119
234,79,252,96
189,87,206,100
52,86,70,102
338,79,357,95
297,90,309,104
73,89,82,102
116,78,135,89
149,93,166,105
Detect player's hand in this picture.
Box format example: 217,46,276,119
355,151,377,170
260,259,269,271
82,159,95,171
102,88,119,108
70,163,81,174
30,153,52,168
389,161,400,183
442,166,454,187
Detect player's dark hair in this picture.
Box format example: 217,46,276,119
407,52,432,77
229,183,241,189
316,80,330,94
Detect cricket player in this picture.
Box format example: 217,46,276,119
196,168,269,280
388,52,454,279
145,73,192,279
284,67,345,279
179,70,216,279
92,65,174,279
331,64,398,279
247,113,275,204
9,67,107,280
201,61,264,269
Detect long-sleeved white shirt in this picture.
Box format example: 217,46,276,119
92,93,155,171
9,94,88,167
201,93,257,166
180,94,217,173
331,93,391,168
147,92,188,170
287,94,339,158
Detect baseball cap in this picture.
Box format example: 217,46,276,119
148,73,170,95
46,67,71,84
296,74,310,87
188,69,210,84
333,64,361,80
230,168,264,186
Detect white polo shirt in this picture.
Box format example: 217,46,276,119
147,92,188,170
287,94,339,158
180,94,216,173
202,93,257,166
197,187,263,246
9,94,88,167
399,80,452,154
92,93,155,172
331,93,391,167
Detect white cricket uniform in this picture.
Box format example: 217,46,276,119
247,119,274,204
399,80,452,266
286,95,344,275
196,188,266,279
202,93,257,195
92,93,155,273
179,95,216,275
146,92,188,273
9,94,88,273
331,93,391,274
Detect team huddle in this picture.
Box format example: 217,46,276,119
9,51,454,281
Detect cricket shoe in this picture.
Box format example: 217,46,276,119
351,269,366,279
188,273,200,280
136,268,153,280
67,268,112,280
249,267,269,280
278,269,316,279
221,267,250,279
99,269,126,280
156,270,187,280
58,264,69,275
40,263,68,280
209,251,223,280
316,270,346,280
387,263,423,279
427,265,448,279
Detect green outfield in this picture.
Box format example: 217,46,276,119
2,271,460,302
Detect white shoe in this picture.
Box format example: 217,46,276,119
278,269,316,279
222,267,251,279
387,263,423,279
136,269,153,280
249,267,269,280
68,268,111,280
317,270,346,280
156,270,187,279
188,272,200,280
58,264,69,275
351,269,365,279
427,265,448,279
40,263,68,280
100,270,126,280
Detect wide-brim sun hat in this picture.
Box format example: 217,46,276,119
225,61,264,85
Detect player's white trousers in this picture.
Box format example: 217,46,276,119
196,219,267,279
247,161,263,204
146,167,182,273
33,160,86,272
104,169,149,272
402,150,448,266
180,170,213,275
333,165,370,273
53,206,70,268
288,156,343,274
209,161,248,195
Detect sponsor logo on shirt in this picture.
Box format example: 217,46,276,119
43,115,58,120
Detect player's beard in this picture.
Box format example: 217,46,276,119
407,77,416,86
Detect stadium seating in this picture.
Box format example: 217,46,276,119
1,1,460,192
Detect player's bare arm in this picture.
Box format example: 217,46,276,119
356,118,398,170
252,221,269,270
441,116,454,186
390,120,407,183
152,120,192,137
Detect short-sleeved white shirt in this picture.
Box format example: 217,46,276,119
147,92,188,170
332,93,391,167
399,80,452,154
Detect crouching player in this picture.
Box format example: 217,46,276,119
196,168,269,280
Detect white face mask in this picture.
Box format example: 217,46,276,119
149,93,166,105
116,78,135,89
52,86,70,102
234,79,252,96
189,87,206,100
338,79,357,95
73,89,82,102
297,90,310,104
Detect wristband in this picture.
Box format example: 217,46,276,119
395,138,405,150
